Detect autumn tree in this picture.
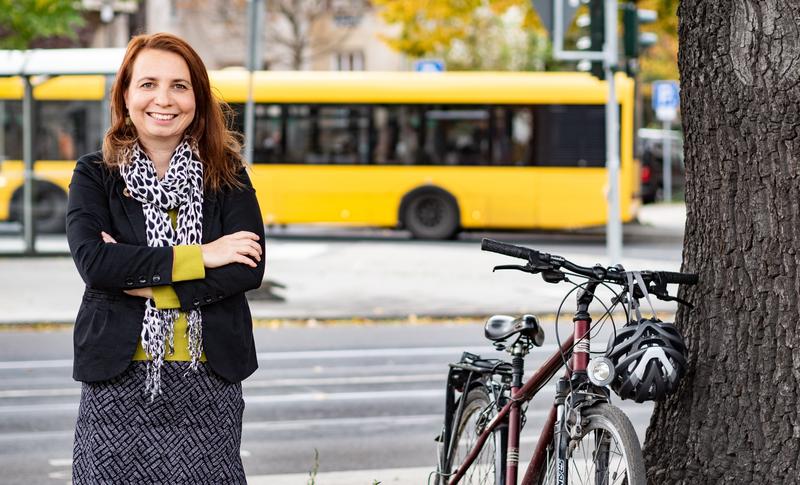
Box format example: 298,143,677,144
644,1,800,482
0,0,84,49
373,0,548,71
265,0,365,70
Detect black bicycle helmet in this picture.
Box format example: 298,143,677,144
605,318,687,402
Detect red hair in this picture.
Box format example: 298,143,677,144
102,33,243,191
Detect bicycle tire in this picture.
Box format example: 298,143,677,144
537,403,645,485
438,386,507,485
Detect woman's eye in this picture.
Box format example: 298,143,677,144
141,82,154,88
174,83,188,90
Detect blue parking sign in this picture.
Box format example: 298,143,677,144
652,81,680,121
414,59,445,72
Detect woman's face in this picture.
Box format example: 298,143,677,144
124,48,196,150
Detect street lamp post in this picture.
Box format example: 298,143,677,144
244,0,265,165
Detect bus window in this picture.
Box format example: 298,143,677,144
491,106,534,166
253,104,283,163
372,105,422,165
1,100,23,160
315,106,369,164
532,105,606,167
422,106,490,166
35,101,103,160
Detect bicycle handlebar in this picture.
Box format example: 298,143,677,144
481,238,698,287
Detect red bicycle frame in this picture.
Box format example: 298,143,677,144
448,318,592,485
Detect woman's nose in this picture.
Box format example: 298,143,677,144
154,87,172,106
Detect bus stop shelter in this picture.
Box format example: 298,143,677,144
0,48,124,255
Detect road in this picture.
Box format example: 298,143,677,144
0,322,657,485
0,221,686,324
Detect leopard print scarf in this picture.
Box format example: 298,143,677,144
120,140,204,400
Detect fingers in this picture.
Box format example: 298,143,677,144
229,231,261,244
101,231,117,244
233,253,257,268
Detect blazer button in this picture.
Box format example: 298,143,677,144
125,278,134,286
217,294,224,300
192,298,200,307
204,295,213,303
152,274,161,283
138,276,147,284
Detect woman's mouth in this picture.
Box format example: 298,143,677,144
148,112,178,121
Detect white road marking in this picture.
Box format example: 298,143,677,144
0,359,72,370
48,458,72,467
0,345,559,370
244,414,440,432
0,374,445,399
0,388,444,413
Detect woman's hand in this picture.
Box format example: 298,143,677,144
101,231,154,299
201,231,262,269
123,287,154,299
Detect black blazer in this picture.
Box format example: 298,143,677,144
67,151,265,383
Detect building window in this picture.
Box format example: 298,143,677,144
333,51,365,71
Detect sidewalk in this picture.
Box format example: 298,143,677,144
248,466,434,485
0,203,686,325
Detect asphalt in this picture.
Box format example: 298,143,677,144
0,203,687,325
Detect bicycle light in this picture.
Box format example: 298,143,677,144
587,357,615,387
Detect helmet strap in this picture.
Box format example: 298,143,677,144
626,271,658,322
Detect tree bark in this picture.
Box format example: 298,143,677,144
644,1,800,483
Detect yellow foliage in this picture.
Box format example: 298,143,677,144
373,0,547,69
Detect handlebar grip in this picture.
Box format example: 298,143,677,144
481,238,538,261
657,271,699,285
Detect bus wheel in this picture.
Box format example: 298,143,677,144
10,182,68,234
401,188,460,240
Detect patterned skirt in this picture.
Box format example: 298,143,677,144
73,362,246,485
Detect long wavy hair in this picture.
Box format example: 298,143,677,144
102,33,243,191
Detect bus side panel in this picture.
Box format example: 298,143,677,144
0,160,75,221
249,165,622,230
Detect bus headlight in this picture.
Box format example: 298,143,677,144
587,357,615,387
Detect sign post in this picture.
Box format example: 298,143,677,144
543,0,622,264
652,80,680,202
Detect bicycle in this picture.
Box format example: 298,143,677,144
434,238,698,485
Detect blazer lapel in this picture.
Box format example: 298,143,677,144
114,179,148,245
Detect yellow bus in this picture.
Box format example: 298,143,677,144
0,71,639,238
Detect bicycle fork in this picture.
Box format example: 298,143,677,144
553,281,598,485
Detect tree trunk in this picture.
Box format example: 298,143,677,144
644,1,800,483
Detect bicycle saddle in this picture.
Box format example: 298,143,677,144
484,314,545,346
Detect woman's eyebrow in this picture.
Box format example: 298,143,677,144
134,76,192,84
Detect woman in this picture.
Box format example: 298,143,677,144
67,33,265,484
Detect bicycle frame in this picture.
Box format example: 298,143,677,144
448,315,593,485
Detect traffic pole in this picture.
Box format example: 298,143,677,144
605,0,622,264
244,0,264,166
662,120,672,202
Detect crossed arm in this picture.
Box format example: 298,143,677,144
67,158,266,310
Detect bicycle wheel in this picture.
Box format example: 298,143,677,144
440,386,507,485
538,403,645,485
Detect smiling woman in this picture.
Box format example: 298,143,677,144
123,49,196,177
66,33,265,485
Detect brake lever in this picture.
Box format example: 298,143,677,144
653,292,695,309
493,264,538,274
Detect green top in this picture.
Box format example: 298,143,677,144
132,210,206,362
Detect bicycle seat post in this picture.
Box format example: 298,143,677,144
505,338,528,485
